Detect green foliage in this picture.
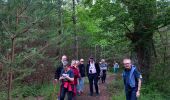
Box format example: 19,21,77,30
0,0,170,99
3,83,60,100
110,74,168,100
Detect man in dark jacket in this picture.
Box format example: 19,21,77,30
54,55,67,83
77,58,86,95
86,57,100,96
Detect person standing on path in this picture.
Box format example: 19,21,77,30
113,61,119,74
70,60,80,98
53,55,68,99
54,55,67,82
122,58,142,100
77,58,86,95
99,59,108,83
59,60,75,100
86,57,100,96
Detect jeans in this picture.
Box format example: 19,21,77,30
60,86,73,100
101,70,106,83
78,77,85,92
88,73,99,95
114,68,118,73
125,87,137,100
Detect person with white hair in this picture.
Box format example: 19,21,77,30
122,58,142,100
70,59,80,97
54,55,67,82
99,59,108,83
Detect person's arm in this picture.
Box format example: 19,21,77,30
96,63,100,77
86,64,89,76
117,64,119,68
136,78,142,97
135,69,142,97
65,76,74,81
78,65,81,77
138,78,142,91
59,76,65,81
54,66,62,84
55,66,62,80
65,70,74,82
83,65,86,77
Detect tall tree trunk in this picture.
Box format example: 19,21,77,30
132,37,153,81
57,0,63,57
123,0,156,81
72,0,78,59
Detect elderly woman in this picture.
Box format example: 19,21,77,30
59,61,74,100
99,59,108,83
70,60,80,97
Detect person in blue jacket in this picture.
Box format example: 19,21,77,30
122,58,142,100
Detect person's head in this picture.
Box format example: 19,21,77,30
80,58,84,64
114,61,117,63
62,60,69,70
71,60,76,66
101,59,105,63
75,60,80,67
61,55,67,63
89,57,94,63
123,58,132,70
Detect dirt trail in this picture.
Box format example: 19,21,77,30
76,74,114,100
23,74,115,100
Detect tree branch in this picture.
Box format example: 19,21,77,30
122,22,132,33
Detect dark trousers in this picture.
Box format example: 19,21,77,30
88,73,99,94
125,87,137,100
101,70,106,83
60,86,73,100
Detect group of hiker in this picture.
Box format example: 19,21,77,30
53,55,142,100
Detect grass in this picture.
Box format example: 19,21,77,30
0,82,60,100
109,73,169,100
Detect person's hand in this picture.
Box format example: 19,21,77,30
136,90,140,97
59,76,65,80
65,75,70,80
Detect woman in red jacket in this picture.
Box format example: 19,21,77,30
70,60,80,97
59,61,74,100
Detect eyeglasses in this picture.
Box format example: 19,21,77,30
123,63,130,65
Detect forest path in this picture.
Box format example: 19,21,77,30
24,73,115,100
76,73,115,100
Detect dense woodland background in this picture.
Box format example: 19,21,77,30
0,0,170,100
